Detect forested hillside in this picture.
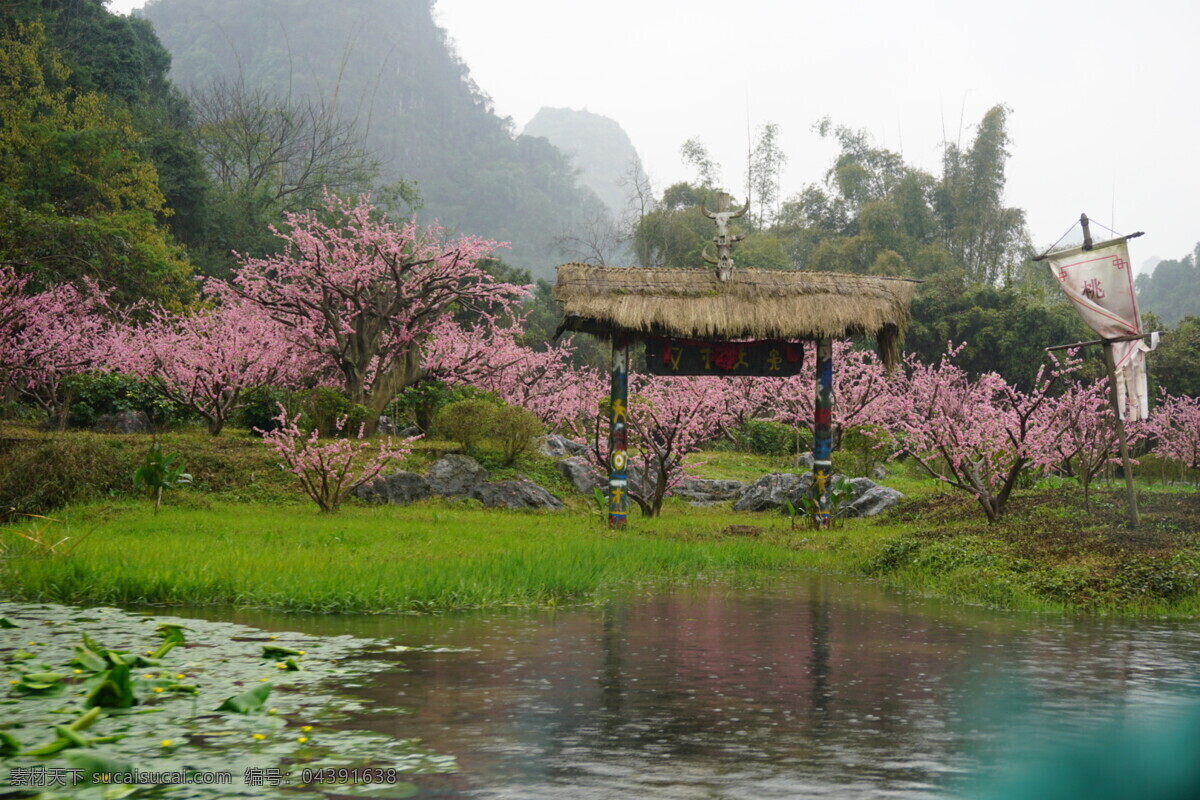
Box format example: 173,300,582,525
1135,244,1200,326
140,0,611,277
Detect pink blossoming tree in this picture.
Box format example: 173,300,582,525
259,407,416,512
216,193,525,432
119,300,313,435
1146,391,1200,479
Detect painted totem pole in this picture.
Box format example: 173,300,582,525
608,338,630,527
812,338,834,527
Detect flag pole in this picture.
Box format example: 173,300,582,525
1102,340,1140,528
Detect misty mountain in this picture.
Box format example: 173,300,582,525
140,0,610,277
523,107,644,218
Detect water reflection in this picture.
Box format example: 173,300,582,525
162,575,1200,799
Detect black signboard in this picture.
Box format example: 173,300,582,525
644,337,804,377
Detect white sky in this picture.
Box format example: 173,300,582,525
110,0,1199,271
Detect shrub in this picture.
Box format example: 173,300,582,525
735,419,806,456
840,424,893,478
387,382,501,433
65,372,192,429
493,405,545,465
293,388,372,438
433,399,499,454
239,386,295,435
0,436,136,517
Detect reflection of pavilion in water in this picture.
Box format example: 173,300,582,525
345,578,1192,797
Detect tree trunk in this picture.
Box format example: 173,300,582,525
351,346,425,436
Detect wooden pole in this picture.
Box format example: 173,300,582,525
812,338,834,528
1102,340,1139,528
607,337,630,528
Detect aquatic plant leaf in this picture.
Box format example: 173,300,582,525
262,645,304,658
86,662,136,709
217,682,272,713
0,617,19,628
0,730,21,755
63,750,136,785
72,644,108,672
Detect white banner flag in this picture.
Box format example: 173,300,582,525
1046,240,1155,421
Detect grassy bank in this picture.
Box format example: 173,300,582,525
3,421,1199,616
3,486,1200,616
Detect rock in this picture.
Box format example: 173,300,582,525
842,485,905,518
536,434,587,458
673,477,746,505
398,426,421,438
871,463,889,481
354,470,431,504
733,473,803,512
376,415,399,435
426,454,489,496
722,525,762,537
556,456,606,494
793,452,815,470
94,410,152,434
469,479,565,510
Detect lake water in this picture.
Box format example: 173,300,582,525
164,574,1200,799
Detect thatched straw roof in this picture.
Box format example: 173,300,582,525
554,264,918,369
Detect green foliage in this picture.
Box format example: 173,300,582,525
0,21,194,306
239,386,294,435
1148,315,1200,396
732,419,806,456
292,388,372,439
1134,244,1200,326
65,372,193,429
390,382,500,434
840,424,892,478
433,398,503,454
131,443,191,513
492,404,545,466
0,435,136,518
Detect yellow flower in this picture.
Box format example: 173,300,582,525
276,663,287,670
72,669,82,675
297,736,309,743
298,650,306,656
268,708,277,715
268,635,278,640
175,674,185,679
160,739,173,748
259,678,269,682
152,687,165,693
300,725,313,733
143,674,154,679
8,679,17,685
252,733,266,741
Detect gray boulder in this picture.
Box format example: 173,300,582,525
94,410,152,434
842,484,905,518
376,415,399,436
354,470,431,504
556,456,606,494
426,454,489,496
871,463,889,481
537,434,587,458
793,452,815,470
673,477,746,505
733,473,803,512
469,479,565,510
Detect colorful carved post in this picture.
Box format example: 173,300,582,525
812,338,834,527
608,337,630,527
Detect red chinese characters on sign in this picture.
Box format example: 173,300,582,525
646,337,803,377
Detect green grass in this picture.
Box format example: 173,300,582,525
4,421,1200,617
0,502,830,613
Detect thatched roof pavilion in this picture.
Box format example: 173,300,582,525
553,264,918,369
